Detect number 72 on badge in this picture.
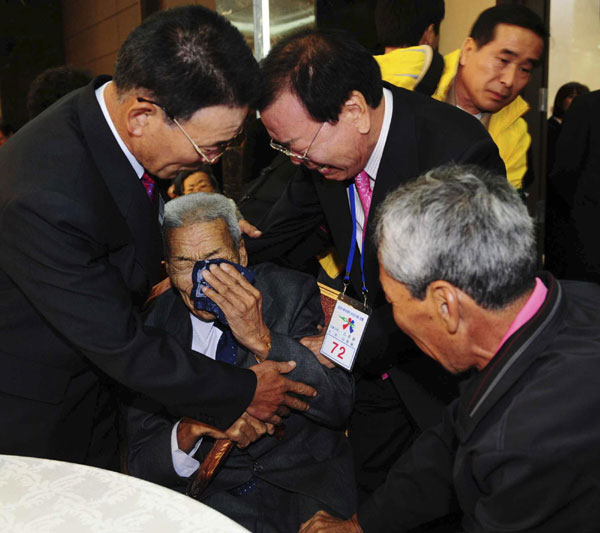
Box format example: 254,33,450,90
320,296,370,371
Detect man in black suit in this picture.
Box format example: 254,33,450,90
0,6,314,470
250,29,505,501
545,90,600,283
125,192,355,532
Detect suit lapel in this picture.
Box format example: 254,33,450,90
170,293,195,349
78,77,163,285
364,86,421,301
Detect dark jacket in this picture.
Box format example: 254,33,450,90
125,262,356,518
545,90,600,283
358,273,600,532
0,77,255,468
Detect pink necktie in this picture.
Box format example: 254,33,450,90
141,171,156,202
354,170,372,221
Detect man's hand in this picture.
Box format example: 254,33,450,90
239,219,262,238
177,417,226,453
247,360,317,425
300,326,335,369
299,511,363,533
177,413,274,452
202,263,271,358
225,412,274,448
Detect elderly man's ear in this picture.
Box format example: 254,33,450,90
427,281,460,335
238,238,249,268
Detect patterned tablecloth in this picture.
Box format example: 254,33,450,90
0,454,250,532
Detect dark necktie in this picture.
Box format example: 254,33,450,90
214,323,258,496
141,171,156,202
215,325,237,366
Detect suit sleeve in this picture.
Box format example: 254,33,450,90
124,395,189,490
264,270,355,429
357,404,459,532
547,95,592,210
453,135,507,178
244,167,327,265
0,190,255,430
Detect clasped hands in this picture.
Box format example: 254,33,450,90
177,412,275,452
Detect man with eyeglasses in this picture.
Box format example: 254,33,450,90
250,29,506,506
0,6,316,470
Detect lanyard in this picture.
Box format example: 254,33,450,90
343,185,368,306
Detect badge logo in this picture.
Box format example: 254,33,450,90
340,316,355,333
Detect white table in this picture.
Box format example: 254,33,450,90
0,455,249,532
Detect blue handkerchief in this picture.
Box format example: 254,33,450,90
190,259,256,325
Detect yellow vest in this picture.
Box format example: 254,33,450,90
376,47,531,189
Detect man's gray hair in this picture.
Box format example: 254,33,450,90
375,165,537,309
162,192,241,254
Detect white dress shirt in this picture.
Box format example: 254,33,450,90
171,313,223,477
170,314,224,477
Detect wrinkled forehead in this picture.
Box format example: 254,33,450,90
166,219,235,259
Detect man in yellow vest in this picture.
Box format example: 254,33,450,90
376,4,546,191
374,0,445,95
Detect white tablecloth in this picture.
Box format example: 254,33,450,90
0,455,249,532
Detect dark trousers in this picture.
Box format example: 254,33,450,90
349,375,417,503
203,478,341,533
350,372,462,532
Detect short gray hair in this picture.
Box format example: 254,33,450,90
162,192,241,255
375,165,536,310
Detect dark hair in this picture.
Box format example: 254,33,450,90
552,82,590,119
173,166,219,196
470,4,548,51
113,5,260,121
27,66,93,119
259,29,382,123
375,0,445,48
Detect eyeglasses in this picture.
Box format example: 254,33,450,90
269,122,324,166
137,97,243,164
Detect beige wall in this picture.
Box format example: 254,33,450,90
439,0,495,55
61,0,215,76
160,0,215,9
548,0,600,116
62,0,142,76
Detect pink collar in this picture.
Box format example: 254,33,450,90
495,277,547,354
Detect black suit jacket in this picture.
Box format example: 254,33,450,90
125,263,356,518
246,84,506,428
0,77,255,468
544,90,600,282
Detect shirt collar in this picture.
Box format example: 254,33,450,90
189,313,221,356
363,87,393,182
495,277,548,354
95,81,144,179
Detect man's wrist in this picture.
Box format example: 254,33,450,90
177,417,205,453
253,331,272,361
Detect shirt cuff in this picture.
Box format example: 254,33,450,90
170,420,202,478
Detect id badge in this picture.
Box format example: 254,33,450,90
320,293,371,371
